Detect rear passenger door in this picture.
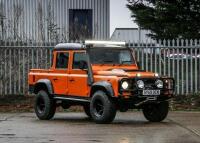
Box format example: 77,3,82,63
68,51,89,97
52,51,69,95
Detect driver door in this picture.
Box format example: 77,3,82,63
68,51,89,97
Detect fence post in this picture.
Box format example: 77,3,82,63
190,39,193,93
194,39,198,93
176,39,180,94
0,48,2,95
168,39,171,77
185,39,189,94
4,46,7,95
181,39,184,95
158,39,162,75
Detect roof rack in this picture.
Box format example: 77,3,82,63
53,40,127,51
54,43,84,50
85,40,126,46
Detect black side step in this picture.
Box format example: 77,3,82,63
54,96,90,103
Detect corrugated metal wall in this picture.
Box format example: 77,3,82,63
110,28,154,43
0,0,110,43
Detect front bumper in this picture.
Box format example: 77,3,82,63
119,77,175,96
115,94,172,110
117,77,175,108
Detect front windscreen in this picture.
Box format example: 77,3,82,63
89,48,135,65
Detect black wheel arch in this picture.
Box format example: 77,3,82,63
90,81,115,97
33,79,54,95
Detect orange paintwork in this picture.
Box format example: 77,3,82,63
28,49,156,97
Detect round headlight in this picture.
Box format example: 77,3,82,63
155,80,163,88
137,80,144,89
121,81,129,90
154,73,159,77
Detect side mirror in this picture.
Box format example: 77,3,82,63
79,61,88,70
137,61,141,69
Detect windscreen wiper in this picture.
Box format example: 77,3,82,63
101,60,115,66
118,61,132,66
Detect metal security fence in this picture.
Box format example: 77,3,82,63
0,44,54,96
131,39,200,95
0,39,200,96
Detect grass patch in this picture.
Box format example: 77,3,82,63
171,93,200,111
0,95,84,113
0,95,34,112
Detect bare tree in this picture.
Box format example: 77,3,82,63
46,1,60,43
69,21,93,41
36,1,61,44
61,26,69,42
13,3,23,41
37,0,45,43
0,2,6,41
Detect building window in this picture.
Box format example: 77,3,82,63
55,52,69,69
69,9,92,41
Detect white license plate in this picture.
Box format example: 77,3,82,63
142,90,160,95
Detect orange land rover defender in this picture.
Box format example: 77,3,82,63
28,40,175,124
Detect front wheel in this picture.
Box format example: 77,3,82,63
34,90,56,120
142,101,169,122
90,91,116,124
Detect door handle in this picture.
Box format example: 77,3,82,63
53,78,58,81
69,79,75,82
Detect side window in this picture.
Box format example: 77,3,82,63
55,52,69,69
73,52,88,69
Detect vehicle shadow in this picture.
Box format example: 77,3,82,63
48,114,174,127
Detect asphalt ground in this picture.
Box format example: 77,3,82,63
0,111,200,143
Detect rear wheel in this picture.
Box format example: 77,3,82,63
34,90,56,120
142,101,169,122
90,91,116,124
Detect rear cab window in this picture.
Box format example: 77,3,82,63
55,52,69,69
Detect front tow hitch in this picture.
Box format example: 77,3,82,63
134,96,157,107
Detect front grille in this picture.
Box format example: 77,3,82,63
135,78,157,89
144,79,156,89
144,84,155,89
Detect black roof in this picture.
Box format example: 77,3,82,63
54,43,85,51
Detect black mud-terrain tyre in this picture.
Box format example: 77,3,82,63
142,101,169,122
90,91,116,124
83,104,91,118
34,90,56,120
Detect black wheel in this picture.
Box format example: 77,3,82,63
83,104,91,118
142,101,169,122
34,90,56,120
90,91,116,124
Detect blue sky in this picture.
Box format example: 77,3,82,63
110,0,138,36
